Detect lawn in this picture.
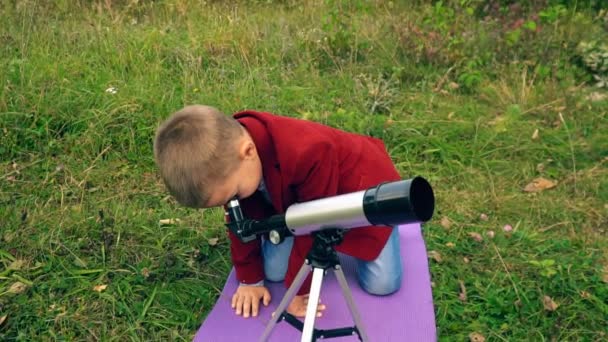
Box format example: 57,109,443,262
1,0,607,341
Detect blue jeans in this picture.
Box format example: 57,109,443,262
262,226,402,295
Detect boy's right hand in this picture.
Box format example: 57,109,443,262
231,285,271,318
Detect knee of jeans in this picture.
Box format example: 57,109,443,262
264,267,286,283
360,270,402,295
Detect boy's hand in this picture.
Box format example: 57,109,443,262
231,285,271,318
285,294,326,318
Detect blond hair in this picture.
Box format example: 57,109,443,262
154,105,243,208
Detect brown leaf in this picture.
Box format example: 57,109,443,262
469,332,486,342
458,280,467,302
543,295,559,311
141,268,150,279
463,257,470,264
93,284,108,292
207,238,219,246
0,315,6,326
8,282,27,294
440,216,452,229
428,250,442,263
468,232,483,242
532,128,540,140
159,218,181,225
580,291,591,299
524,177,557,192
447,112,455,119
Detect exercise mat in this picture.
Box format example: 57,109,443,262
193,223,436,341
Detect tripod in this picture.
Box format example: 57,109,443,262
260,229,369,342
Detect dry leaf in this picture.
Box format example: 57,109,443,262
469,332,486,342
532,128,539,140
543,295,559,311
428,250,442,263
463,257,470,264
141,268,150,279
580,291,591,299
93,284,108,292
9,282,27,294
440,216,452,229
459,280,467,302
207,238,219,246
0,315,6,326
159,218,181,225
447,112,455,119
468,232,483,242
448,82,460,90
445,242,455,248
524,177,557,192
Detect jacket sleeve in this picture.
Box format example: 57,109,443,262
224,205,265,285
284,141,340,295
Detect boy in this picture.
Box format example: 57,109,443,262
154,105,402,319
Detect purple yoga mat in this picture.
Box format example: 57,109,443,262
194,223,436,341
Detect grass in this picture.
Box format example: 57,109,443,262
1,0,607,341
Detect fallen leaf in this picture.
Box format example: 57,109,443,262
468,232,483,242
580,291,591,299
532,128,539,140
463,257,470,264
524,177,557,192
9,282,27,294
207,238,219,246
543,295,559,311
479,213,489,221
0,315,6,326
428,250,442,263
445,242,455,248
93,284,108,292
459,280,467,302
447,112,455,119
141,268,150,279
469,332,486,342
159,218,181,225
440,216,452,229
448,82,460,90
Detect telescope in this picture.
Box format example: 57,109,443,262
226,176,434,244
224,176,434,342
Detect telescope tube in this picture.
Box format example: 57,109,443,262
284,177,434,236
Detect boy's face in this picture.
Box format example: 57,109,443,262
204,133,263,207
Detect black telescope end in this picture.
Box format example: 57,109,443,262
363,177,435,226
410,177,434,222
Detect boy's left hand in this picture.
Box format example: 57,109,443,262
285,294,326,318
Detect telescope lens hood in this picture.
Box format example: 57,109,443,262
362,177,435,226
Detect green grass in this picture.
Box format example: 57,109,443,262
1,1,607,341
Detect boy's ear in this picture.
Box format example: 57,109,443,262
238,138,257,160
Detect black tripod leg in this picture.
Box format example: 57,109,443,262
334,266,370,342
260,262,310,342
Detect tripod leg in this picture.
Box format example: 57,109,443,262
334,266,370,342
301,267,325,342
260,262,311,342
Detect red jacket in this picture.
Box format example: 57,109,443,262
228,111,401,294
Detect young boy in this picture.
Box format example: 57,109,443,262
154,105,403,319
